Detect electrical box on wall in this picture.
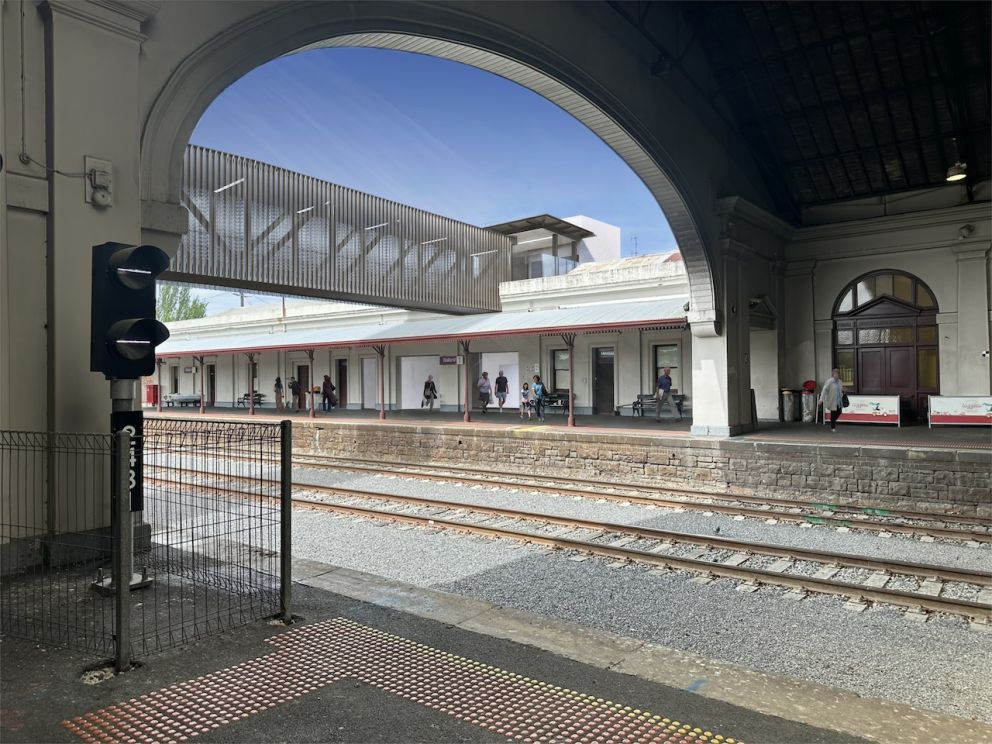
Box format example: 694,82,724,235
84,156,113,207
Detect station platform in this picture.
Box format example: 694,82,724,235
4,558,987,744
145,405,992,451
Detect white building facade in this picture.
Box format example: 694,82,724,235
154,252,692,417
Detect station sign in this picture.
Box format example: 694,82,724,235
928,396,992,427
440,355,463,365
111,409,144,511
837,395,900,426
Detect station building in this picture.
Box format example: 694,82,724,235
154,211,694,417
155,184,990,425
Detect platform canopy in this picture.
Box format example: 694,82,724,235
157,298,688,357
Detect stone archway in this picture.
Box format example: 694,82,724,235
137,2,741,332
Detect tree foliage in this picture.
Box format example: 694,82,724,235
156,284,207,322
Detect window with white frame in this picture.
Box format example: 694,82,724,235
551,349,569,392
653,344,680,391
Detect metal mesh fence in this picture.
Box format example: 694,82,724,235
1,417,288,663
0,431,116,656
136,417,283,656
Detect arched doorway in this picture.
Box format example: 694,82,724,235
832,271,939,421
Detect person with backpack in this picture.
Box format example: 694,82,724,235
288,376,301,412
422,375,438,411
321,375,336,412
818,368,846,432
531,374,547,422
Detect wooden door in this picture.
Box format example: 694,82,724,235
336,359,348,409
296,365,310,409
593,348,615,414
857,349,884,395
207,365,216,406
885,347,915,395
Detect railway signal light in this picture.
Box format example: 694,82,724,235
90,242,171,380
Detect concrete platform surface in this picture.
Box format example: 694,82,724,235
145,406,992,451
4,558,991,744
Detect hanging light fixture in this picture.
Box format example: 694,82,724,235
946,161,967,182
945,137,967,182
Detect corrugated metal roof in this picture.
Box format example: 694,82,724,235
157,298,688,357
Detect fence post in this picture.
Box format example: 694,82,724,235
113,429,132,673
280,420,292,622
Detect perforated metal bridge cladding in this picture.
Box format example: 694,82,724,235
172,146,509,314
64,618,741,744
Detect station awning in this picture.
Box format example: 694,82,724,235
157,298,688,358
485,214,594,241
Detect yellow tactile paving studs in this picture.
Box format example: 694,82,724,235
63,618,742,744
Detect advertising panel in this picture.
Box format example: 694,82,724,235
837,395,901,426
928,396,992,427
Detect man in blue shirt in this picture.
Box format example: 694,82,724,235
655,367,681,422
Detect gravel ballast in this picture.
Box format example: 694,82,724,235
293,467,992,571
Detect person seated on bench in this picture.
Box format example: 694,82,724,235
655,367,682,422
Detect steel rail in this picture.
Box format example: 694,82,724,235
289,454,991,541
145,472,991,621
166,450,989,538
296,497,991,620
146,469,992,587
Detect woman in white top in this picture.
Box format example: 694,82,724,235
818,368,845,432
519,382,532,420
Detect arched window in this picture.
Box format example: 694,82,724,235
833,270,938,316
832,270,938,420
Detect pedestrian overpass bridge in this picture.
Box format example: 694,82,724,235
171,146,509,315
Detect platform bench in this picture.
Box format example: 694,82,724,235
621,393,685,417
543,392,571,414
236,392,265,407
163,394,201,407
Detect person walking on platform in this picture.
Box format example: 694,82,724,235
520,382,532,420
655,367,681,422
274,377,284,412
531,375,547,422
321,375,336,412
288,376,301,412
818,368,845,432
495,370,509,413
478,371,492,414
422,375,438,411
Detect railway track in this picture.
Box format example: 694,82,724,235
287,453,991,544
147,468,992,622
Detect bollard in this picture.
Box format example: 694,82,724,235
280,420,293,622
113,429,132,673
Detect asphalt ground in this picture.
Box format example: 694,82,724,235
1,580,870,744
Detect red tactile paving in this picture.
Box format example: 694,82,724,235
63,618,741,744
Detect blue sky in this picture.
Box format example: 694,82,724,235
189,47,676,312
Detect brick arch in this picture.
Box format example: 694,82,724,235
139,3,722,327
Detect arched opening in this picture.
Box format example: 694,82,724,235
139,6,722,331
832,270,939,420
